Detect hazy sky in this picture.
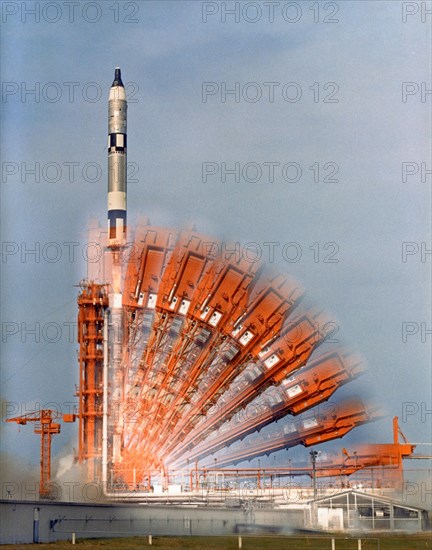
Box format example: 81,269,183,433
1,1,431,486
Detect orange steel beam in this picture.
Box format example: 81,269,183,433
313,417,416,488
119,232,303,473
112,399,379,486
113,417,415,492
105,438,416,492
121,305,320,478
119,230,223,459
316,447,410,479
130,231,224,422
160,306,329,465
187,459,408,491
77,281,109,481
113,230,310,484
6,410,61,498
109,228,358,485
122,224,177,310
165,351,364,465
182,399,382,469
83,225,378,491
121,225,177,427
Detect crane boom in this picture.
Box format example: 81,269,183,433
6,410,61,498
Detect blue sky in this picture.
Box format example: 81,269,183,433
1,1,431,487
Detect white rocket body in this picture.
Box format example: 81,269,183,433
108,67,127,248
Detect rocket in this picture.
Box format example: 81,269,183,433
108,67,127,248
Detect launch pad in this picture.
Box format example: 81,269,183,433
3,71,430,538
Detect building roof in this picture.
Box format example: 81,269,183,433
308,489,426,513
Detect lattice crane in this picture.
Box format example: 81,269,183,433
6,410,61,498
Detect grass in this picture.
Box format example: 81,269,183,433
1,534,431,550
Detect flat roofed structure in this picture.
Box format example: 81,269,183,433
307,489,427,532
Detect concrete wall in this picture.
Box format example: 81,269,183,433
0,500,304,544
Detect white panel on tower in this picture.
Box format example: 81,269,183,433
179,299,191,315
239,330,254,346
286,384,303,398
209,311,222,327
200,306,210,320
231,324,243,337
303,418,319,430
147,293,157,309
264,353,280,369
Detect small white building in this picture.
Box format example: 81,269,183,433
306,489,427,532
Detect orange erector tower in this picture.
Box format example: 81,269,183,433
76,282,109,481
73,70,402,494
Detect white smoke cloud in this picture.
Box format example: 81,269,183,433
54,453,75,480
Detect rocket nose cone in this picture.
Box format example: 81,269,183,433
112,67,124,88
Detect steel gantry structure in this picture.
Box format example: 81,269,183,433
6,410,61,498
74,223,383,492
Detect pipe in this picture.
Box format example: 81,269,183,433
102,309,109,491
